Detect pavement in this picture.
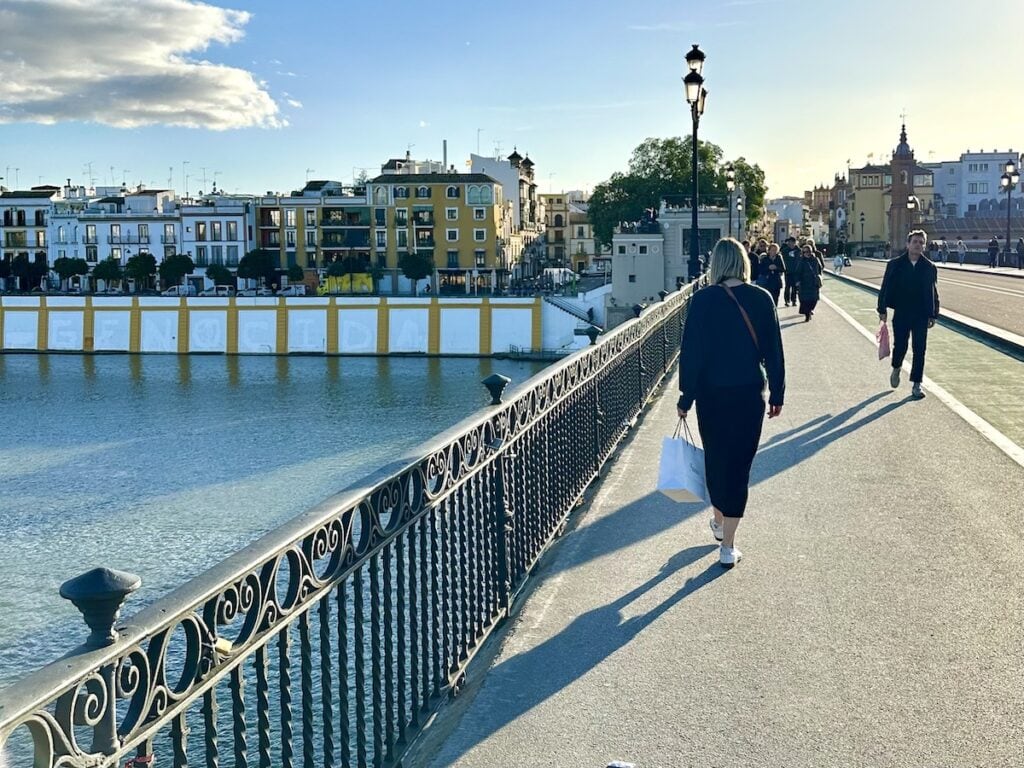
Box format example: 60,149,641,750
423,293,1024,767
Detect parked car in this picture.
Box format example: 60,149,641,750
276,284,307,296
237,287,274,297
161,285,196,297
96,287,125,295
198,284,236,297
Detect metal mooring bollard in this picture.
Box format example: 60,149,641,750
60,566,142,649
482,373,512,405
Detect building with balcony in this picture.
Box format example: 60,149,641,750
180,197,253,276
367,172,506,293
539,193,569,267
51,189,181,268
1,188,61,271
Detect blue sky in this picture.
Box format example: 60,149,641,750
2,0,1023,198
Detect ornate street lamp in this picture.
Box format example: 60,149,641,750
725,164,736,237
1000,157,1020,268
735,197,744,242
859,211,866,256
683,44,707,281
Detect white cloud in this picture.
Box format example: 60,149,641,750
286,98,303,108
0,0,282,130
419,120,430,128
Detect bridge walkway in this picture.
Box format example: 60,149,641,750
423,290,1024,767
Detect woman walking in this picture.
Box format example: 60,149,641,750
756,242,786,306
677,238,786,567
794,243,822,321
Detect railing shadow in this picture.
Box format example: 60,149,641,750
543,392,900,579
433,545,722,765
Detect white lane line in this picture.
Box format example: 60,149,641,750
820,293,1024,470
937,277,1024,299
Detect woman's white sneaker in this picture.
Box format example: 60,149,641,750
709,517,724,542
719,545,743,568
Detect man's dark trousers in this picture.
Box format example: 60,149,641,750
783,274,798,305
892,312,929,383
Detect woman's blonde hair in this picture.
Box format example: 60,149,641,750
709,237,750,284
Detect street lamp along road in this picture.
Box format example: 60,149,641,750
859,211,866,257
683,43,707,281
725,164,736,237
735,197,744,242
1000,157,1020,268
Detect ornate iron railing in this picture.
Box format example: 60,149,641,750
0,280,700,768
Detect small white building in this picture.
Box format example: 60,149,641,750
180,196,254,285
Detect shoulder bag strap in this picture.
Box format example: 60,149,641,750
720,284,760,353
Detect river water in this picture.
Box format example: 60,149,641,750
0,353,546,688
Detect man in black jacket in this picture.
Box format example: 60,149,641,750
781,236,800,306
877,230,940,400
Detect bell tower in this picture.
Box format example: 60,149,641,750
888,122,916,252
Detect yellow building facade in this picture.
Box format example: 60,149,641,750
367,174,506,289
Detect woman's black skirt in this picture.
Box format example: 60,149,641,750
695,381,766,518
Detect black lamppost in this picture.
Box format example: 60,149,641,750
725,163,736,237
859,211,865,255
683,44,707,281
736,197,744,241
1000,158,1019,268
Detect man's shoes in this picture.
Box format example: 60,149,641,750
890,367,901,388
719,545,743,569
709,517,724,542
911,383,925,400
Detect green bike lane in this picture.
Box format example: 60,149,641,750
821,274,1024,460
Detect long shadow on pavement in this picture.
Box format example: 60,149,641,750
545,392,902,579
435,545,722,765
437,392,912,761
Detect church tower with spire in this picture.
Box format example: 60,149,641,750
888,123,916,252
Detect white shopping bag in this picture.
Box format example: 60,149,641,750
657,418,708,503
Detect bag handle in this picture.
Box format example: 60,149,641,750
720,284,760,353
673,417,696,444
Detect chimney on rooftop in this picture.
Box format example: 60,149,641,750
443,139,448,170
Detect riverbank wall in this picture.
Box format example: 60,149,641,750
0,295,584,357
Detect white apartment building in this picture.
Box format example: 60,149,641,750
179,197,253,277
470,149,540,233
926,149,1020,217
51,190,180,268
1,187,62,264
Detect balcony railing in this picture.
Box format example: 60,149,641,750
413,215,434,226
108,235,151,245
0,280,698,768
83,235,98,245
160,234,177,244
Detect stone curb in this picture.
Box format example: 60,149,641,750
825,269,1024,360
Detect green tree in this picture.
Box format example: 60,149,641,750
286,263,305,283
237,249,278,287
398,251,433,295
12,254,48,291
125,253,157,292
13,255,44,290
205,263,233,286
587,135,767,245
158,253,195,287
53,256,89,290
92,257,124,289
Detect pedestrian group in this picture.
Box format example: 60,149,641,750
677,230,940,568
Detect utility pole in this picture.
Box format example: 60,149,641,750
182,160,190,201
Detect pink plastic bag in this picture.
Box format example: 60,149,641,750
876,321,891,360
